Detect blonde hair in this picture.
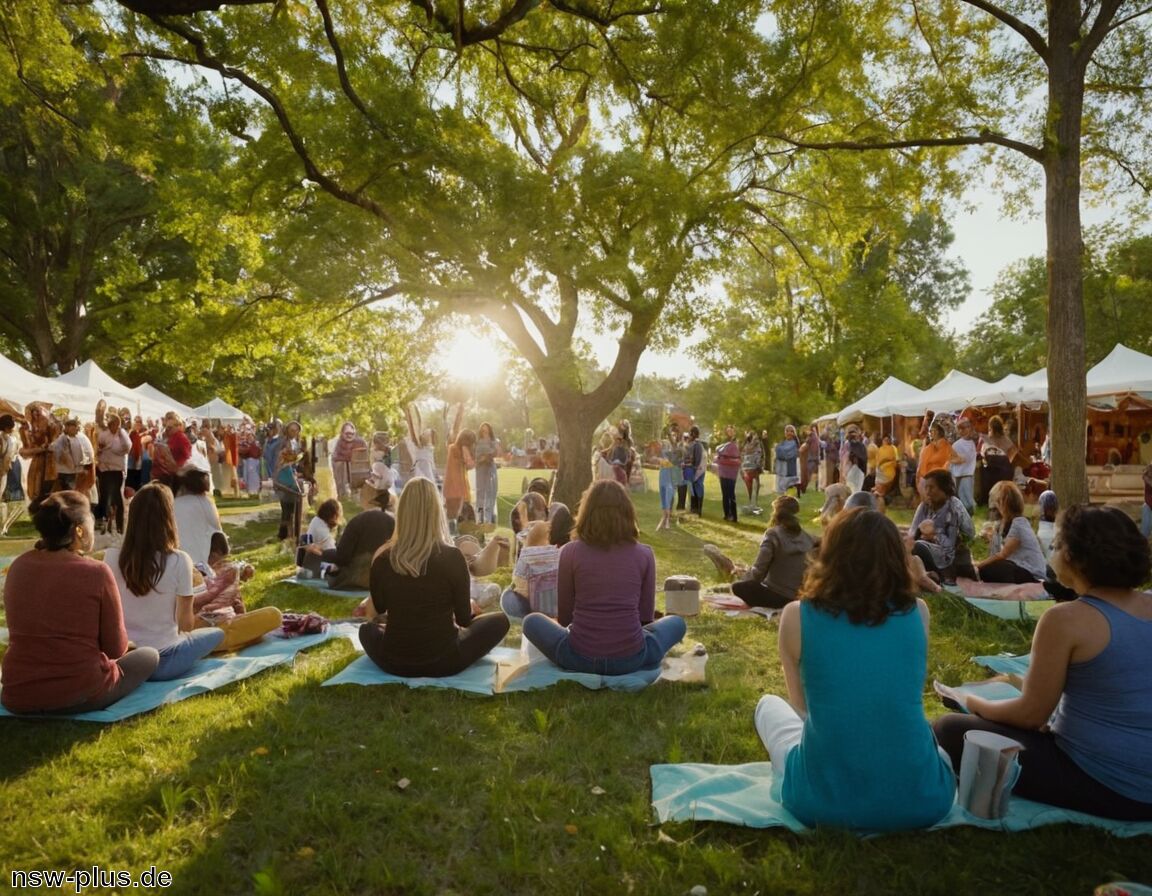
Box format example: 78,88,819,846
388,477,452,577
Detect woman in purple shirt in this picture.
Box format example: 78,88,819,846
522,480,687,675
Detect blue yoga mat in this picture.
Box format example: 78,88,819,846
278,576,370,598
973,653,1032,676
0,623,360,723
499,657,663,693
321,646,521,696
650,762,1152,837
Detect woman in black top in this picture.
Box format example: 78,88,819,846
358,477,509,677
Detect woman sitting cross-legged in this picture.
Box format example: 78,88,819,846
974,481,1047,584
934,504,1152,820
107,483,280,680
357,477,510,677
522,479,687,675
730,495,817,610
1,492,159,714
909,469,975,584
754,508,956,831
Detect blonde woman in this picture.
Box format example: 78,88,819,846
358,477,510,677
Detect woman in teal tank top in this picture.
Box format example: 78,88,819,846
755,508,956,831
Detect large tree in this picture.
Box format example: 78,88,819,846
766,0,1152,505
113,1,856,504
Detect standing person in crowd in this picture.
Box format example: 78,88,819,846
740,430,764,515
331,421,368,498
150,412,191,490
802,424,821,495
522,479,687,674
261,419,283,486
19,403,59,501
0,414,22,502
237,421,262,497
655,421,684,532
916,420,952,497
404,404,437,482
1142,462,1152,539
272,421,305,551
95,412,131,535
105,483,225,680
357,477,510,677
841,426,868,493
1,491,159,713
934,504,1152,820
872,433,900,504
910,469,975,584
473,423,501,525
754,508,955,831
715,424,742,523
774,425,801,496
949,417,978,515
52,417,94,492
443,405,475,522
125,416,149,493
974,481,1048,584
683,425,706,516
978,414,1018,507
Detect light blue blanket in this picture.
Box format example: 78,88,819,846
499,657,663,693
650,762,1152,837
321,646,522,696
277,576,370,598
973,653,1032,676
0,623,359,723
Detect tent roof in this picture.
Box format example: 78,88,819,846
0,353,102,413
135,382,196,419
835,376,925,426
1086,343,1152,397
55,359,143,411
191,397,249,423
888,370,994,417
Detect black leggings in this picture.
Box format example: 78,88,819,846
359,613,510,678
732,579,796,610
979,559,1040,584
933,713,1152,820
97,469,126,531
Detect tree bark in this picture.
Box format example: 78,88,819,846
1044,3,1089,507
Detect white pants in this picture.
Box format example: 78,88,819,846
754,694,805,768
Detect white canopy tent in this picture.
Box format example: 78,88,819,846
835,376,925,426
888,370,994,418
1085,343,1152,398
55,360,149,417
0,353,103,413
135,382,196,420
192,397,250,424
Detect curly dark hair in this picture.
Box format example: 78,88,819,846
799,508,917,626
770,495,802,535
573,479,638,549
1055,504,1151,589
30,490,92,551
921,468,956,499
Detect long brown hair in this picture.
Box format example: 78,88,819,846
573,479,638,549
119,482,179,596
799,508,916,626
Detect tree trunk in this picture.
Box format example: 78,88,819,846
1044,5,1089,507
551,404,603,511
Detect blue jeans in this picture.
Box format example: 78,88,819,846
1143,503,1152,538
955,475,974,515
501,588,531,621
150,628,226,681
522,613,687,675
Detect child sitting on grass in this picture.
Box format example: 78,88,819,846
307,498,342,552
194,531,255,619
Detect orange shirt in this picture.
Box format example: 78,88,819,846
918,438,952,479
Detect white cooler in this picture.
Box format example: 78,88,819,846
663,575,700,616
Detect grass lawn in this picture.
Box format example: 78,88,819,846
1,469,1149,895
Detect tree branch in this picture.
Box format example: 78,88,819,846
315,0,393,138
957,0,1049,61
769,129,1045,163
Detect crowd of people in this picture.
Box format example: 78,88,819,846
2,400,1150,831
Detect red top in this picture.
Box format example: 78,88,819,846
1,550,127,713
168,430,192,466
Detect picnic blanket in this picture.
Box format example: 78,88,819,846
954,579,1048,601
322,646,520,696
278,575,370,599
701,593,780,621
649,762,1152,837
940,583,1052,622
0,622,359,723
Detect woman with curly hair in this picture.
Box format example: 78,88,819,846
934,505,1152,820
522,479,686,674
754,508,955,831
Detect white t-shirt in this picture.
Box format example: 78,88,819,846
949,437,978,478
105,548,194,650
412,445,436,481
173,494,223,567
306,516,337,551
